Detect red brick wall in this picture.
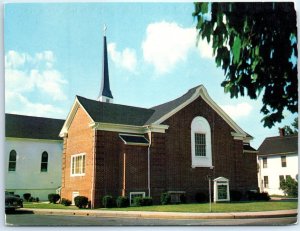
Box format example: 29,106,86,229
93,131,148,207
60,106,95,203
149,95,258,202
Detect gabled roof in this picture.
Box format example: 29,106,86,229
258,134,298,156
146,86,199,124
61,85,251,140
5,113,64,140
77,96,155,126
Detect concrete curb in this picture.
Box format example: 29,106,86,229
20,208,298,220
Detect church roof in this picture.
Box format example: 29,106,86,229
77,96,154,126
146,85,199,124
258,134,298,156
5,113,64,140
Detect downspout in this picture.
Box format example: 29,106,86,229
91,129,97,209
147,129,152,197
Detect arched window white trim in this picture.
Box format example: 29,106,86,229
191,116,212,168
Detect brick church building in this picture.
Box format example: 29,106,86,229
60,30,258,208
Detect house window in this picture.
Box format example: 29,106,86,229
71,153,86,176
279,175,284,187
8,150,17,172
129,192,145,206
195,133,206,156
191,116,212,167
41,151,48,172
263,176,269,188
281,156,287,167
262,157,267,168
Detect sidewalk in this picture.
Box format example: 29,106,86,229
20,208,298,220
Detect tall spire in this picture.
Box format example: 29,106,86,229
98,24,113,103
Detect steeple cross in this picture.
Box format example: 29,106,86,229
103,24,107,36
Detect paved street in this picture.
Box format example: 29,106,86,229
5,211,298,226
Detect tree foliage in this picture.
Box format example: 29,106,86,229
283,117,298,135
280,176,298,197
193,2,298,128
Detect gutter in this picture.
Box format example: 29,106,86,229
147,129,152,197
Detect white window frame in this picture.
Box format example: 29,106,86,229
129,192,145,206
191,116,212,168
72,192,79,205
70,153,86,176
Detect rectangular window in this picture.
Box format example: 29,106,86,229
279,175,284,187
129,192,145,206
195,133,206,157
263,176,269,188
262,157,267,168
281,156,287,167
71,154,86,176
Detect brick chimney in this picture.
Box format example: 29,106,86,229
279,128,285,137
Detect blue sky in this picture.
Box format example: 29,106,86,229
4,2,298,148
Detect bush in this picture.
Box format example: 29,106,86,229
246,191,270,201
48,194,60,204
23,193,31,202
160,193,171,205
116,196,129,208
74,196,89,208
180,194,187,204
280,176,298,197
36,197,39,202
230,190,243,201
142,197,153,206
102,195,115,208
195,192,208,203
61,198,72,206
132,197,153,206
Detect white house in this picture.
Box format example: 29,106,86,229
5,113,64,201
257,129,298,195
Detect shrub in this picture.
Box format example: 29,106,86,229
116,196,129,208
102,195,115,208
48,194,60,204
36,197,39,202
160,193,171,205
142,197,153,206
133,196,143,206
230,190,243,201
74,196,89,208
61,198,72,206
132,196,153,206
180,194,187,204
195,192,208,203
23,193,31,202
280,176,298,197
246,191,270,201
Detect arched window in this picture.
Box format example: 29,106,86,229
41,151,48,172
8,150,17,172
191,116,212,168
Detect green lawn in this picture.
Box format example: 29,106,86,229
103,201,298,213
23,202,79,210
24,201,298,213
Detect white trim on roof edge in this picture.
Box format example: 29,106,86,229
152,85,250,141
91,122,168,134
59,97,95,137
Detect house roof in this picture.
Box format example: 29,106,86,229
77,96,155,126
5,113,64,140
258,134,298,156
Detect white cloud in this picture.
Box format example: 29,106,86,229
108,43,137,72
142,21,214,74
221,102,253,120
5,50,67,101
5,92,65,118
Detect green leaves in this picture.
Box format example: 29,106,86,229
232,36,241,64
193,2,298,128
